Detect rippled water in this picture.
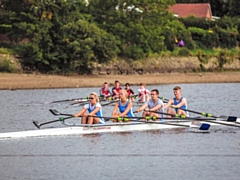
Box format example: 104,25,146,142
0,83,240,180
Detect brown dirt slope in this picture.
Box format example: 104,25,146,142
0,72,239,90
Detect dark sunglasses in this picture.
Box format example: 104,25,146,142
89,97,94,100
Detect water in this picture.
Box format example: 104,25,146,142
0,83,240,180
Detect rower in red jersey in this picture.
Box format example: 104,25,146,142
99,82,111,100
125,83,135,101
112,80,122,99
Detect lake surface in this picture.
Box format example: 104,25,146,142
0,83,240,180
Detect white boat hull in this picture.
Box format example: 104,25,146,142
0,117,239,139
0,121,193,139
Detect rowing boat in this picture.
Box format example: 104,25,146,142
1,115,239,139
0,120,204,139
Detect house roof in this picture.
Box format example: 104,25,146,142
169,3,212,19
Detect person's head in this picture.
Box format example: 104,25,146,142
115,80,120,87
89,92,99,103
125,83,130,90
150,89,159,100
103,82,108,88
173,86,181,97
119,89,128,100
140,83,146,89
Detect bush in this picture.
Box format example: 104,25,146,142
177,47,191,56
0,58,17,73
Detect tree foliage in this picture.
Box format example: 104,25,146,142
2,0,117,74
85,0,176,59
0,0,240,74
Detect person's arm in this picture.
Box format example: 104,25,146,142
164,99,173,110
146,89,151,95
112,102,119,116
150,102,163,112
118,101,133,116
130,89,134,95
108,89,112,97
112,88,119,96
134,103,148,113
138,89,142,95
73,107,87,117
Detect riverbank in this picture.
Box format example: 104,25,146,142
0,72,239,90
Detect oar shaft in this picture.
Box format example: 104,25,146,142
178,107,218,118
102,100,119,106
45,97,89,104
147,110,187,118
33,116,74,129
198,119,240,128
129,119,210,130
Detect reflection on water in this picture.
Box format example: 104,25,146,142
0,83,240,180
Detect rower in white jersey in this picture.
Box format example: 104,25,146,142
138,83,150,102
164,86,189,118
112,89,134,122
134,89,164,119
73,92,105,124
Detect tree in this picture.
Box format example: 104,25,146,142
85,0,176,59
228,0,240,17
3,0,117,73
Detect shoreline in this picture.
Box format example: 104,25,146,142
0,72,240,90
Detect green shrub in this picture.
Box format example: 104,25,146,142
177,47,191,56
0,58,17,73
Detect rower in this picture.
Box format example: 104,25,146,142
112,80,122,99
164,86,189,118
134,89,164,119
138,83,150,102
125,82,135,101
99,82,111,100
112,89,134,122
73,92,105,124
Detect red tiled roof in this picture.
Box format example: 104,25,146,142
169,3,212,19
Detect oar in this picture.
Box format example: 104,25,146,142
69,95,120,106
128,119,210,130
101,100,119,106
49,109,209,121
49,109,73,117
147,110,240,128
33,116,73,129
47,109,216,130
177,107,240,125
50,109,239,129
44,97,90,104
177,107,218,118
49,109,114,120
70,100,90,106
158,96,169,103
143,109,189,119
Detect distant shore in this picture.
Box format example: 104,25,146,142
0,72,239,90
